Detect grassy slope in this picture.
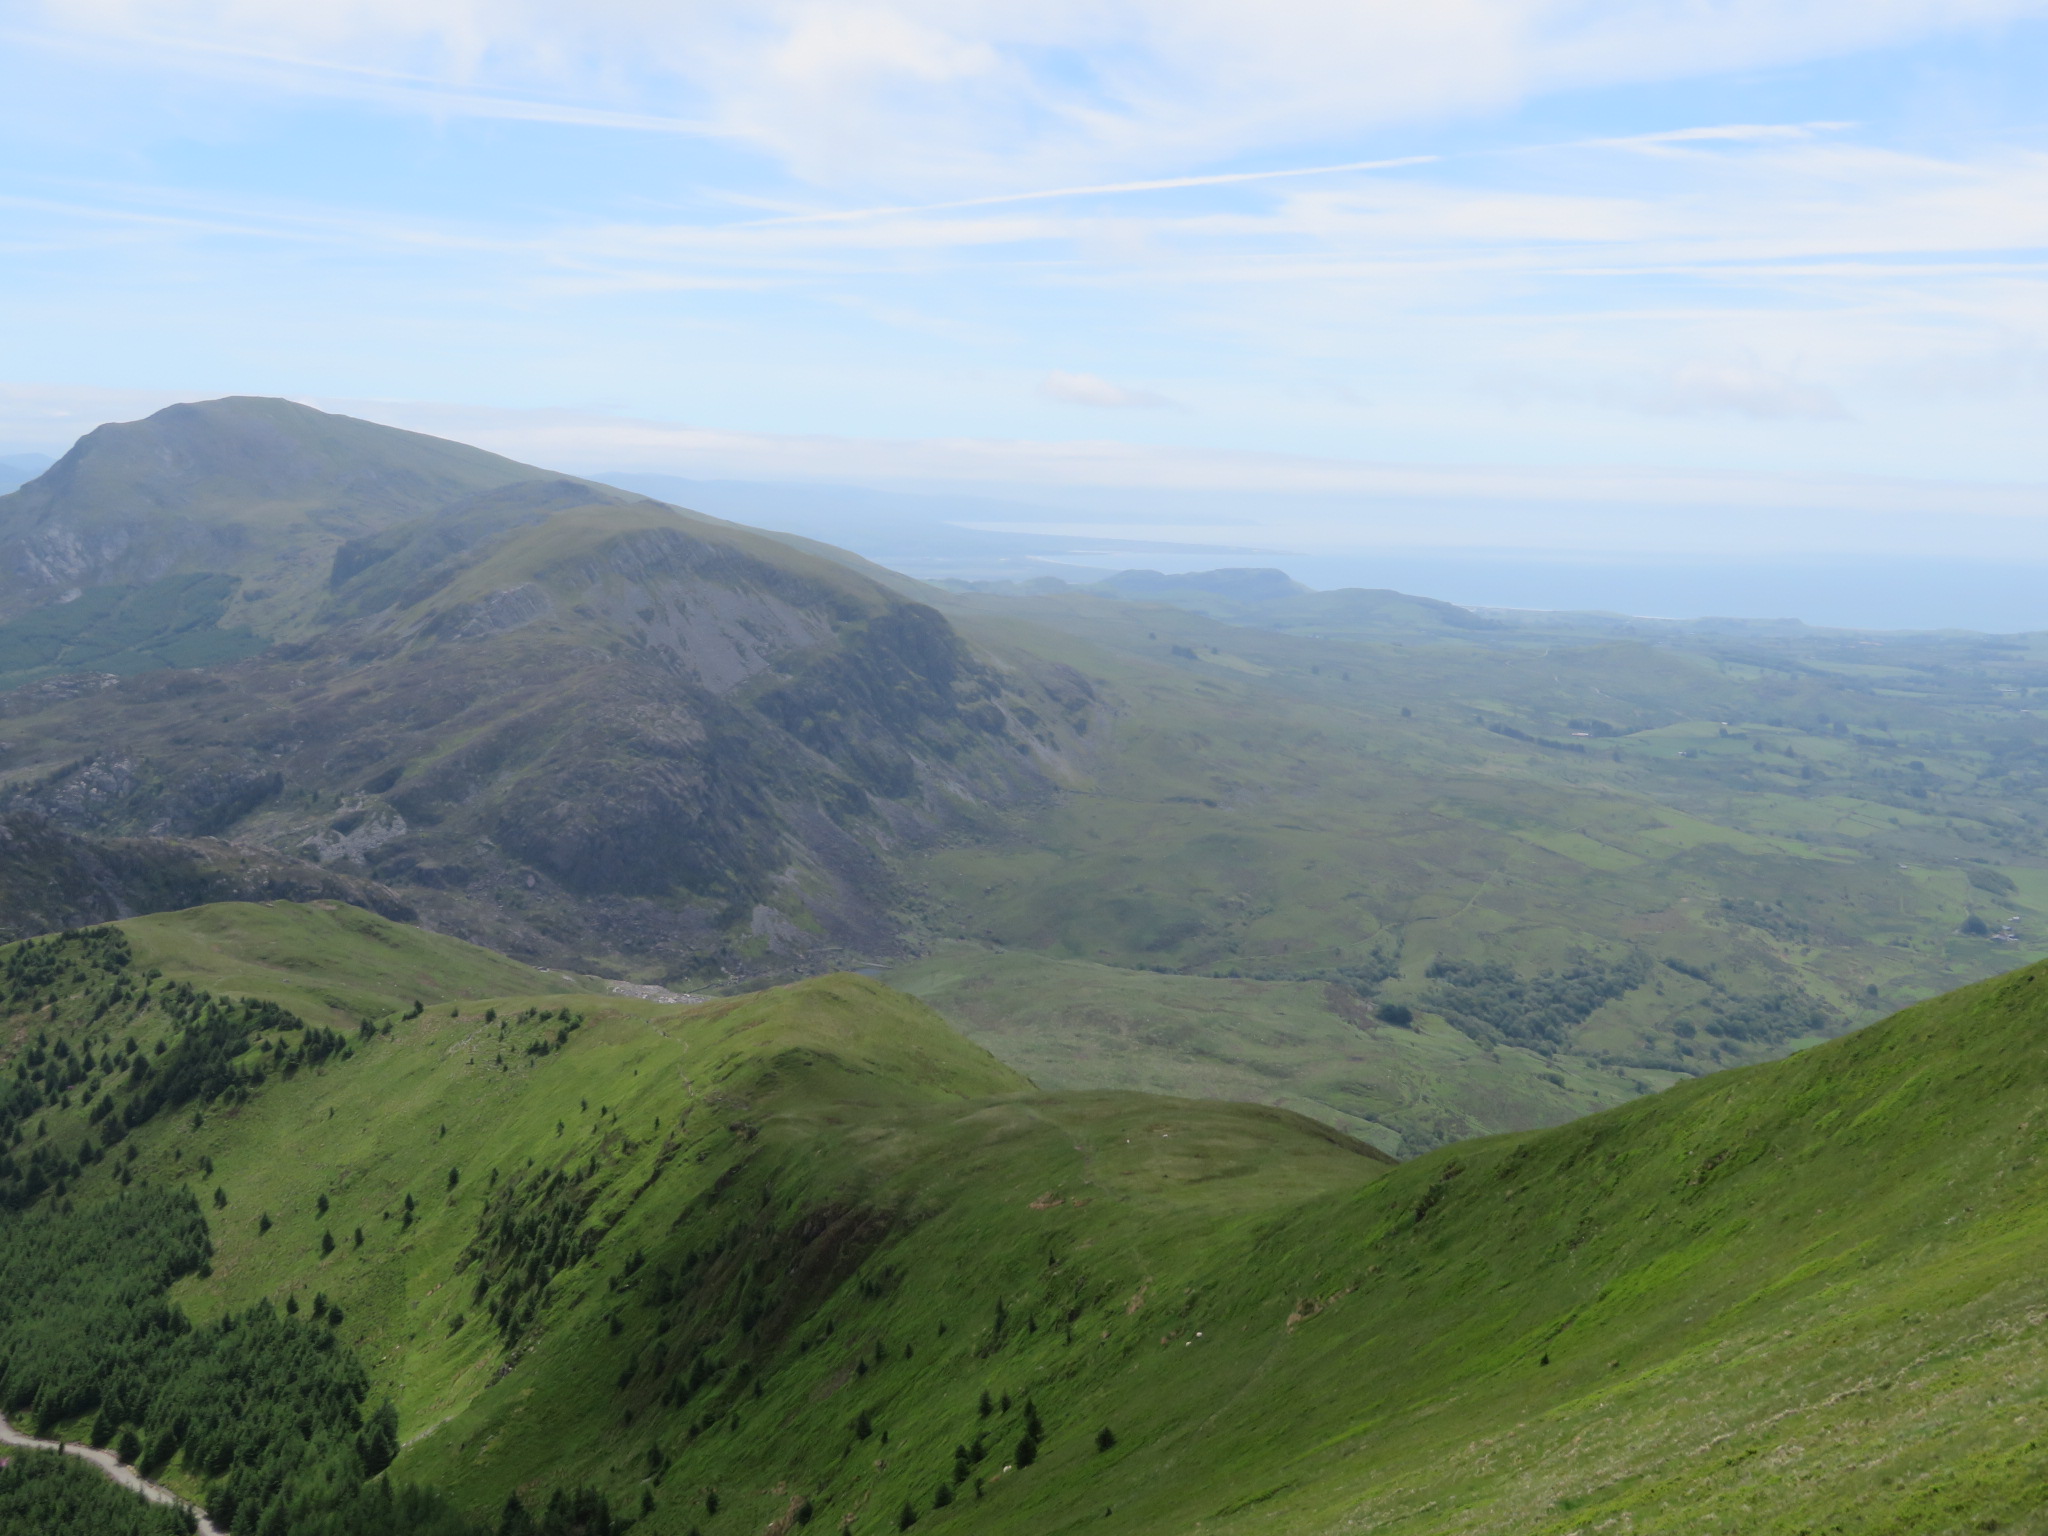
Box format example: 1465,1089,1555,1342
115,900,594,1026
893,594,2048,1149
1217,960,2048,1536
887,945,1652,1154
20,901,2048,1535
157,978,1388,1531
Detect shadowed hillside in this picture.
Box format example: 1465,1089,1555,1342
0,810,417,941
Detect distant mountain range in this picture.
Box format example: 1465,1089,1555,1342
944,564,1858,640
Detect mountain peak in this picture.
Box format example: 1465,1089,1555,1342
14,396,542,521
0,397,559,618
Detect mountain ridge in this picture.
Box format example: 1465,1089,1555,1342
4,898,2047,1533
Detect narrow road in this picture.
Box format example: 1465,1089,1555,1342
0,1412,222,1534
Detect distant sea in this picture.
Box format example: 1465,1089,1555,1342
589,473,2048,636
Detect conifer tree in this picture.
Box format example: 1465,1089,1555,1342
498,1492,537,1536
358,1400,399,1476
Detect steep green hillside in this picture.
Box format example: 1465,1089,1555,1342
7,901,2048,1534
0,903,1391,1531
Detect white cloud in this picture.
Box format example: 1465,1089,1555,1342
1039,371,1174,409
11,2,2048,501
1636,363,1846,421
26,0,2048,191
273,393,2048,520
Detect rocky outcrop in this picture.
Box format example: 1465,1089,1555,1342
0,810,414,942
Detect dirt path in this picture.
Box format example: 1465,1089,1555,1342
0,1412,222,1534
607,981,709,1005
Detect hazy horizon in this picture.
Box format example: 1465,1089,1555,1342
9,417,2048,630
8,3,2048,628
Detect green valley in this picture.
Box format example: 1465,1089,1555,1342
4,398,2047,1158
889,583,2048,1149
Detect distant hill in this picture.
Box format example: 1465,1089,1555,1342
0,399,1083,977
939,565,1849,645
0,398,553,627
0,453,52,494
6,899,2048,1534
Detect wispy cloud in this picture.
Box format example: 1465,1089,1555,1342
1635,364,1848,421
24,1,2048,190
9,0,2048,513
739,155,1441,226
7,25,731,134
1039,372,1176,409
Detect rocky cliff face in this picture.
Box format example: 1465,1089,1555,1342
0,810,415,942
0,400,1093,977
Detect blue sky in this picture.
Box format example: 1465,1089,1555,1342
6,1,2048,604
